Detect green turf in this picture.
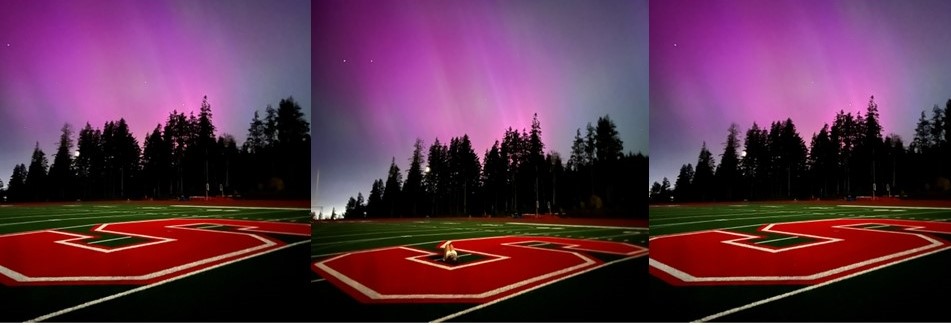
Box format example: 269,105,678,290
0,202,311,322
311,218,649,322
649,202,951,322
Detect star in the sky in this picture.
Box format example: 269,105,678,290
5,43,9,47
343,59,347,63
673,43,678,47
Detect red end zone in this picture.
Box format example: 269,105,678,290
312,236,647,304
650,218,951,286
0,218,309,286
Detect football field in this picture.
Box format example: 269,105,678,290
0,202,312,322
311,217,649,322
649,202,951,322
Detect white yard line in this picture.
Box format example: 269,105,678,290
506,222,646,230
432,253,646,323
754,236,799,244
312,230,489,247
652,213,824,228
588,232,643,240
694,245,951,322
0,210,130,222
170,205,308,211
87,236,132,245
27,239,310,322
311,239,447,258
839,204,951,211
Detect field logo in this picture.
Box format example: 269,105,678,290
313,236,647,304
650,218,951,286
0,218,310,286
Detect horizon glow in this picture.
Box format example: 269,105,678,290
650,0,951,186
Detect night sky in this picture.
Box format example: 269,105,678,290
650,0,951,186
314,0,648,215
0,0,311,189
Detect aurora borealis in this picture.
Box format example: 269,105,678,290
1,0,310,187
314,0,648,214
650,0,951,186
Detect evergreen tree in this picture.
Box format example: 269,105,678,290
403,139,426,216
25,142,49,201
49,123,75,201
382,157,403,217
693,142,716,201
7,164,27,202
715,123,741,201
674,163,694,202
367,179,384,217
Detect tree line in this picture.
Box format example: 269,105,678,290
337,114,647,219
2,96,310,202
650,96,951,202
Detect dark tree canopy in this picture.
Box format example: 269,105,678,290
346,113,646,219
658,94,951,202
6,95,308,203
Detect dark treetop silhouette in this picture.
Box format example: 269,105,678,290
339,114,647,220
3,96,310,202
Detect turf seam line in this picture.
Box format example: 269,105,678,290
692,245,951,322
25,239,310,322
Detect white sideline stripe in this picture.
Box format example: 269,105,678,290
316,227,470,240
0,209,306,228
311,239,447,258
652,210,784,222
694,245,951,322
312,230,489,247
506,222,646,230
86,236,132,245
171,205,308,211
753,236,799,244
839,204,951,211
27,239,310,322
432,253,646,323
0,210,133,222
652,213,822,228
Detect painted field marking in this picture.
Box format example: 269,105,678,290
311,239,449,258
432,254,644,323
754,236,799,244
651,208,951,231
312,230,490,247
27,239,310,322
170,205,308,211
694,245,951,322
317,227,472,240
86,236,132,245
0,209,305,228
651,210,790,222
507,222,646,230
311,278,326,283
0,210,133,222
839,204,951,211
652,213,826,228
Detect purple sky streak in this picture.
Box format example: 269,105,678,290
314,0,648,214
1,0,311,189
651,0,951,187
